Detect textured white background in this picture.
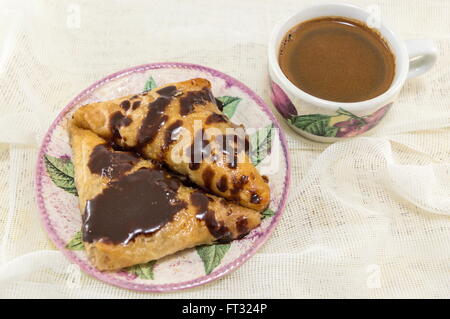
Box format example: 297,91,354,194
0,0,449,298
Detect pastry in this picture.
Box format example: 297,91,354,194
69,124,261,270
72,78,270,211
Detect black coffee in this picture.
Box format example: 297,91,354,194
279,17,395,102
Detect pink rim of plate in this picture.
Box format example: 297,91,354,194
34,62,292,292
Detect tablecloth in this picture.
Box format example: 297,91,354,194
0,0,449,298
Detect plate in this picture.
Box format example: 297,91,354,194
35,62,291,292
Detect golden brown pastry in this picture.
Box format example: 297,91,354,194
69,125,261,271
72,78,270,211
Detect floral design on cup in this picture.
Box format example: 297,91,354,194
270,81,298,119
270,81,392,138
289,104,392,137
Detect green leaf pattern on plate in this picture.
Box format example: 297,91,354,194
65,231,84,250
250,124,274,166
216,96,241,119
126,261,157,280
196,244,231,275
143,76,157,92
44,154,78,196
262,208,275,219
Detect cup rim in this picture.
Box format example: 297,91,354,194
268,2,409,112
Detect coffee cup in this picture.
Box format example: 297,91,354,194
268,3,437,142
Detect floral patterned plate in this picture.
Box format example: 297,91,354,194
35,63,291,292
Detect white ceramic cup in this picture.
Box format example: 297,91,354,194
268,3,437,143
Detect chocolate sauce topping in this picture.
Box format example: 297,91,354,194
162,120,183,152
189,129,210,170
202,166,215,190
88,144,139,179
236,216,249,237
228,154,238,169
206,214,232,243
215,98,224,111
190,191,231,241
190,191,210,220
110,111,132,129
244,136,250,155
132,100,141,110
230,175,249,201
120,100,130,111
137,87,178,148
157,85,178,97
189,162,201,171
186,130,250,173
250,192,261,204
217,133,249,169
179,88,215,116
110,111,132,143
206,113,228,124
216,175,228,192
83,168,186,245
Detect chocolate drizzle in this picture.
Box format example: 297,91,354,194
215,98,224,111
206,113,228,124
132,100,141,110
179,88,215,116
230,175,249,201
120,100,130,111
162,120,183,152
190,191,231,242
88,144,139,179
137,86,178,148
218,134,241,169
157,85,178,97
202,166,215,190
236,216,249,238
83,168,186,245
250,192,261,204
190,191,210,220
110,111,132,144
187,129,250,172
189,129,210,170
216,175,228,192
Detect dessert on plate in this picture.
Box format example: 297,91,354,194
69,78,270,271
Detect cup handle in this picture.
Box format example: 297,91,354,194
405,39,438,79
